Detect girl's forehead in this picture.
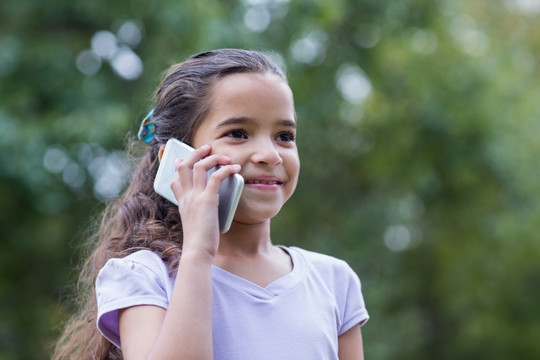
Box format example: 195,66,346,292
196,73,296,133
211,73,292,105
212,72,290,94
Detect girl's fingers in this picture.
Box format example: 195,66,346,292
192,155,232,191
173,157,193,192
173,145,212,189
205,164,242,194
172,144,239,194
183,144,211,168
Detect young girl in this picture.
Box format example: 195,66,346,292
54,49,369,360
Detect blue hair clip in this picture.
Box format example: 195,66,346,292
137,109,155,143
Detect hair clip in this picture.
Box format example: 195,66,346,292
137,109,155,143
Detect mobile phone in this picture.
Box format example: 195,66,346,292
154,138,244,234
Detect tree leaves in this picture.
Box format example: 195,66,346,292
1,0,539,358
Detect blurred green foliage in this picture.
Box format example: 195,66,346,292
1,0,539,358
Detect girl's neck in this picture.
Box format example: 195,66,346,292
213,219,293,288
217,220,273,257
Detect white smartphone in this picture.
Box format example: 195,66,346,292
154,138,244,234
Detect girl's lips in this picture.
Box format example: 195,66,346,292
244,180,282,185
243,177,283,190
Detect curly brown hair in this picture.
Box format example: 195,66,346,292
52,49,287,360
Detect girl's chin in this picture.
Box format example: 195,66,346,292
233,213,277,225
232,206,283,226
229,219,271,230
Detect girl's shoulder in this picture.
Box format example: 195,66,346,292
287,246,352,268
110,249,166,269
95,250,173,348
122,249,166,267
97,249,171,285
285,246,358,280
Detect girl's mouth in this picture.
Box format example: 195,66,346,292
245,180,282,185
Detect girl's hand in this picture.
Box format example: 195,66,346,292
170,145,240,259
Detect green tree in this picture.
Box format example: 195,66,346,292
1,0,539,359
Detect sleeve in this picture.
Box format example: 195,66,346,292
337,262,369,335
95,253,170,348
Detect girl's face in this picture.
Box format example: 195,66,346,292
192,72,299,226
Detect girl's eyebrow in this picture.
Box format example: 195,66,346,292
216,117,297,129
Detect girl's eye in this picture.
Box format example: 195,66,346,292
225,129,247,139
276,131,296,142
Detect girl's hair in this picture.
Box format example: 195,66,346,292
53,49,287,359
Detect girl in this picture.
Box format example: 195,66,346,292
54,49,369,360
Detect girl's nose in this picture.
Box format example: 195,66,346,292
251,139,282,167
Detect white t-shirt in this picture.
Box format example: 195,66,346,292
96,246,369,359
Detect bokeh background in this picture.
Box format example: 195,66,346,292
1,0,539,359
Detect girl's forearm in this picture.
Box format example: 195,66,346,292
148,250,214,360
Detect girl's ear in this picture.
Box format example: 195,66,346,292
158,145,166,162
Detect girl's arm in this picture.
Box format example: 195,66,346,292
119,250,214,360
117,146,240,360
338,324,364,360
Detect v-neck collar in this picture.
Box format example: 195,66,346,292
211,246,305,300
